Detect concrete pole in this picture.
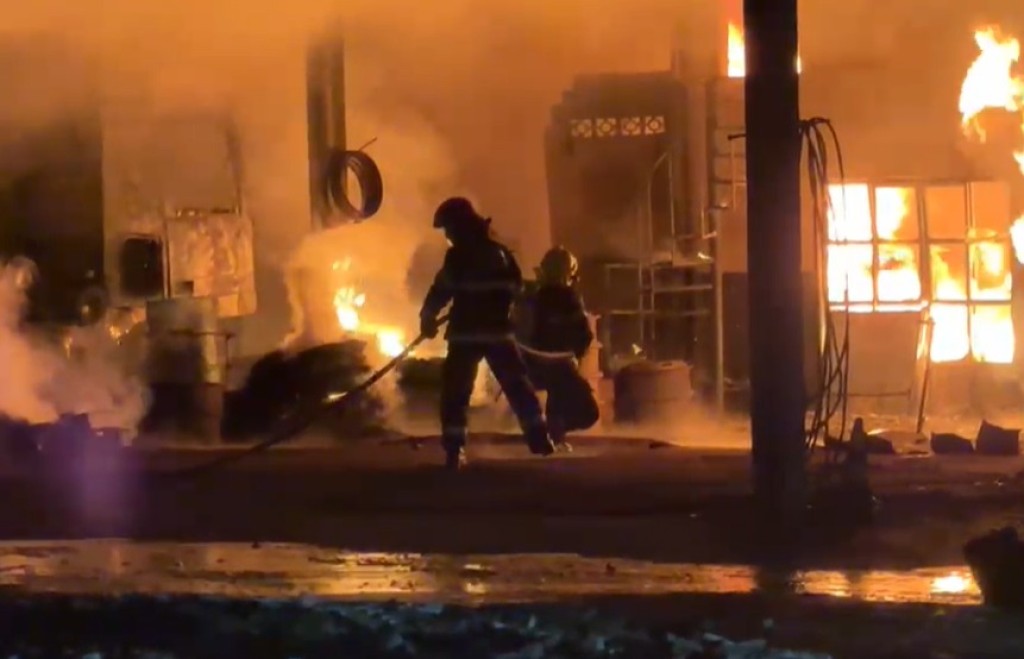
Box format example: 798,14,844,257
743,0,807,522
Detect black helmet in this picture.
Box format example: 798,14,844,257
433,197,485,230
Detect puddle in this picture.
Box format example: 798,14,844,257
0,540,981,605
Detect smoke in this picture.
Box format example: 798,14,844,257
0,259,149,432
282,105,459,351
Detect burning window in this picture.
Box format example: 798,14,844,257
827,182,1014,364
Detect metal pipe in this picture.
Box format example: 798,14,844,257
305,43,330,221
743,0,806,523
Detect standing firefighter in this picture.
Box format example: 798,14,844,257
519,246,600,447
419,197,555,469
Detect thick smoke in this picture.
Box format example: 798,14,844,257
0,259,149,432
3,0,1024,445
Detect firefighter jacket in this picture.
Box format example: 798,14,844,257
525,285,594,359
420,238,524,342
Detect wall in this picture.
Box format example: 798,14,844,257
97,45,314,362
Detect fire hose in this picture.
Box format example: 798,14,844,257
156,314,450,479
157,314,584,480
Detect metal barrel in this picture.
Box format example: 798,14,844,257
145,297,225,442
612,360,693,424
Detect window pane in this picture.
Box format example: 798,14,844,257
929,245,968,301
970,304,1014,364
930,303,969,362
970,181,1012,237
877,243,921,303
827,244,873,304
875,187,918,241
827,184,872,242
969,240,1012,301
925,186,967,240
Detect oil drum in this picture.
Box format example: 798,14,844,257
613,360,693,424
144,297,225,442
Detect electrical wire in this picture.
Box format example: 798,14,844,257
800,117,852,456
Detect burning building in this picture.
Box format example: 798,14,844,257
544,3,1024,424
0,29,364,438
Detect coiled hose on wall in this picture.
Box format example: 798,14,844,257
322,148,384,221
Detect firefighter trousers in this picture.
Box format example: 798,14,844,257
440,339,548,452
523,352,600,442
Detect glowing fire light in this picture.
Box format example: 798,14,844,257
957,25,1024,363
826,183,1014,363
725,21,803,79
330,260,408,358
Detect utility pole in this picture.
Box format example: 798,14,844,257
743,0,807,522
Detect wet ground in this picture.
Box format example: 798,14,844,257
0,540,982,606
0,540,1019,657
3,434,1024,570
2,436,1024,656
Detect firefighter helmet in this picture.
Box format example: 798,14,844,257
536,246,579,286
433,197,482,229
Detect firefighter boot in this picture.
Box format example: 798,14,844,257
445,446,469,471
548,417,573,453
525,425,556,456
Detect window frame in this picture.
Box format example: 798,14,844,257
826,180,1013,363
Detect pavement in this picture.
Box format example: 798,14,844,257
2,434,1024,656
1,432,1023,570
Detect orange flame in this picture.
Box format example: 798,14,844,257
330,259,408,358
826,182,1014,364
725,21,803,79
960,26,1024,262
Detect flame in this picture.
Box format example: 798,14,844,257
826,184,1015,363
960,26,1024,257
725,21,803,79
957,25,1024,364
330,259,408,359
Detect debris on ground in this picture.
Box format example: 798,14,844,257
930,432,974,455
221,340,386,441
975,420,1021,457
0,595,831,658
0,412,122,464
963,526,1024,609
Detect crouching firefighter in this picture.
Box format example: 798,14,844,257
518,246,600,449
419,197,556,470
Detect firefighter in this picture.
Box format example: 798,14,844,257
419,197,555,469
519,246,599,448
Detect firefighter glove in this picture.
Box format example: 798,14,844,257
420,315,439,339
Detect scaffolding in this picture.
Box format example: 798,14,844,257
544,72,725,410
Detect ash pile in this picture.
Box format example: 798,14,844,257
222,339,387,441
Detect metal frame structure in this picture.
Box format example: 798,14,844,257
544,72,726,407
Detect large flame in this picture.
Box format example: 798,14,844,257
826,183,1014,364
330,258,408,358
957,26,1024,365
725,21,803,78
961,26,1024,261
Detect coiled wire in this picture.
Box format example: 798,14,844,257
801,117,852,456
